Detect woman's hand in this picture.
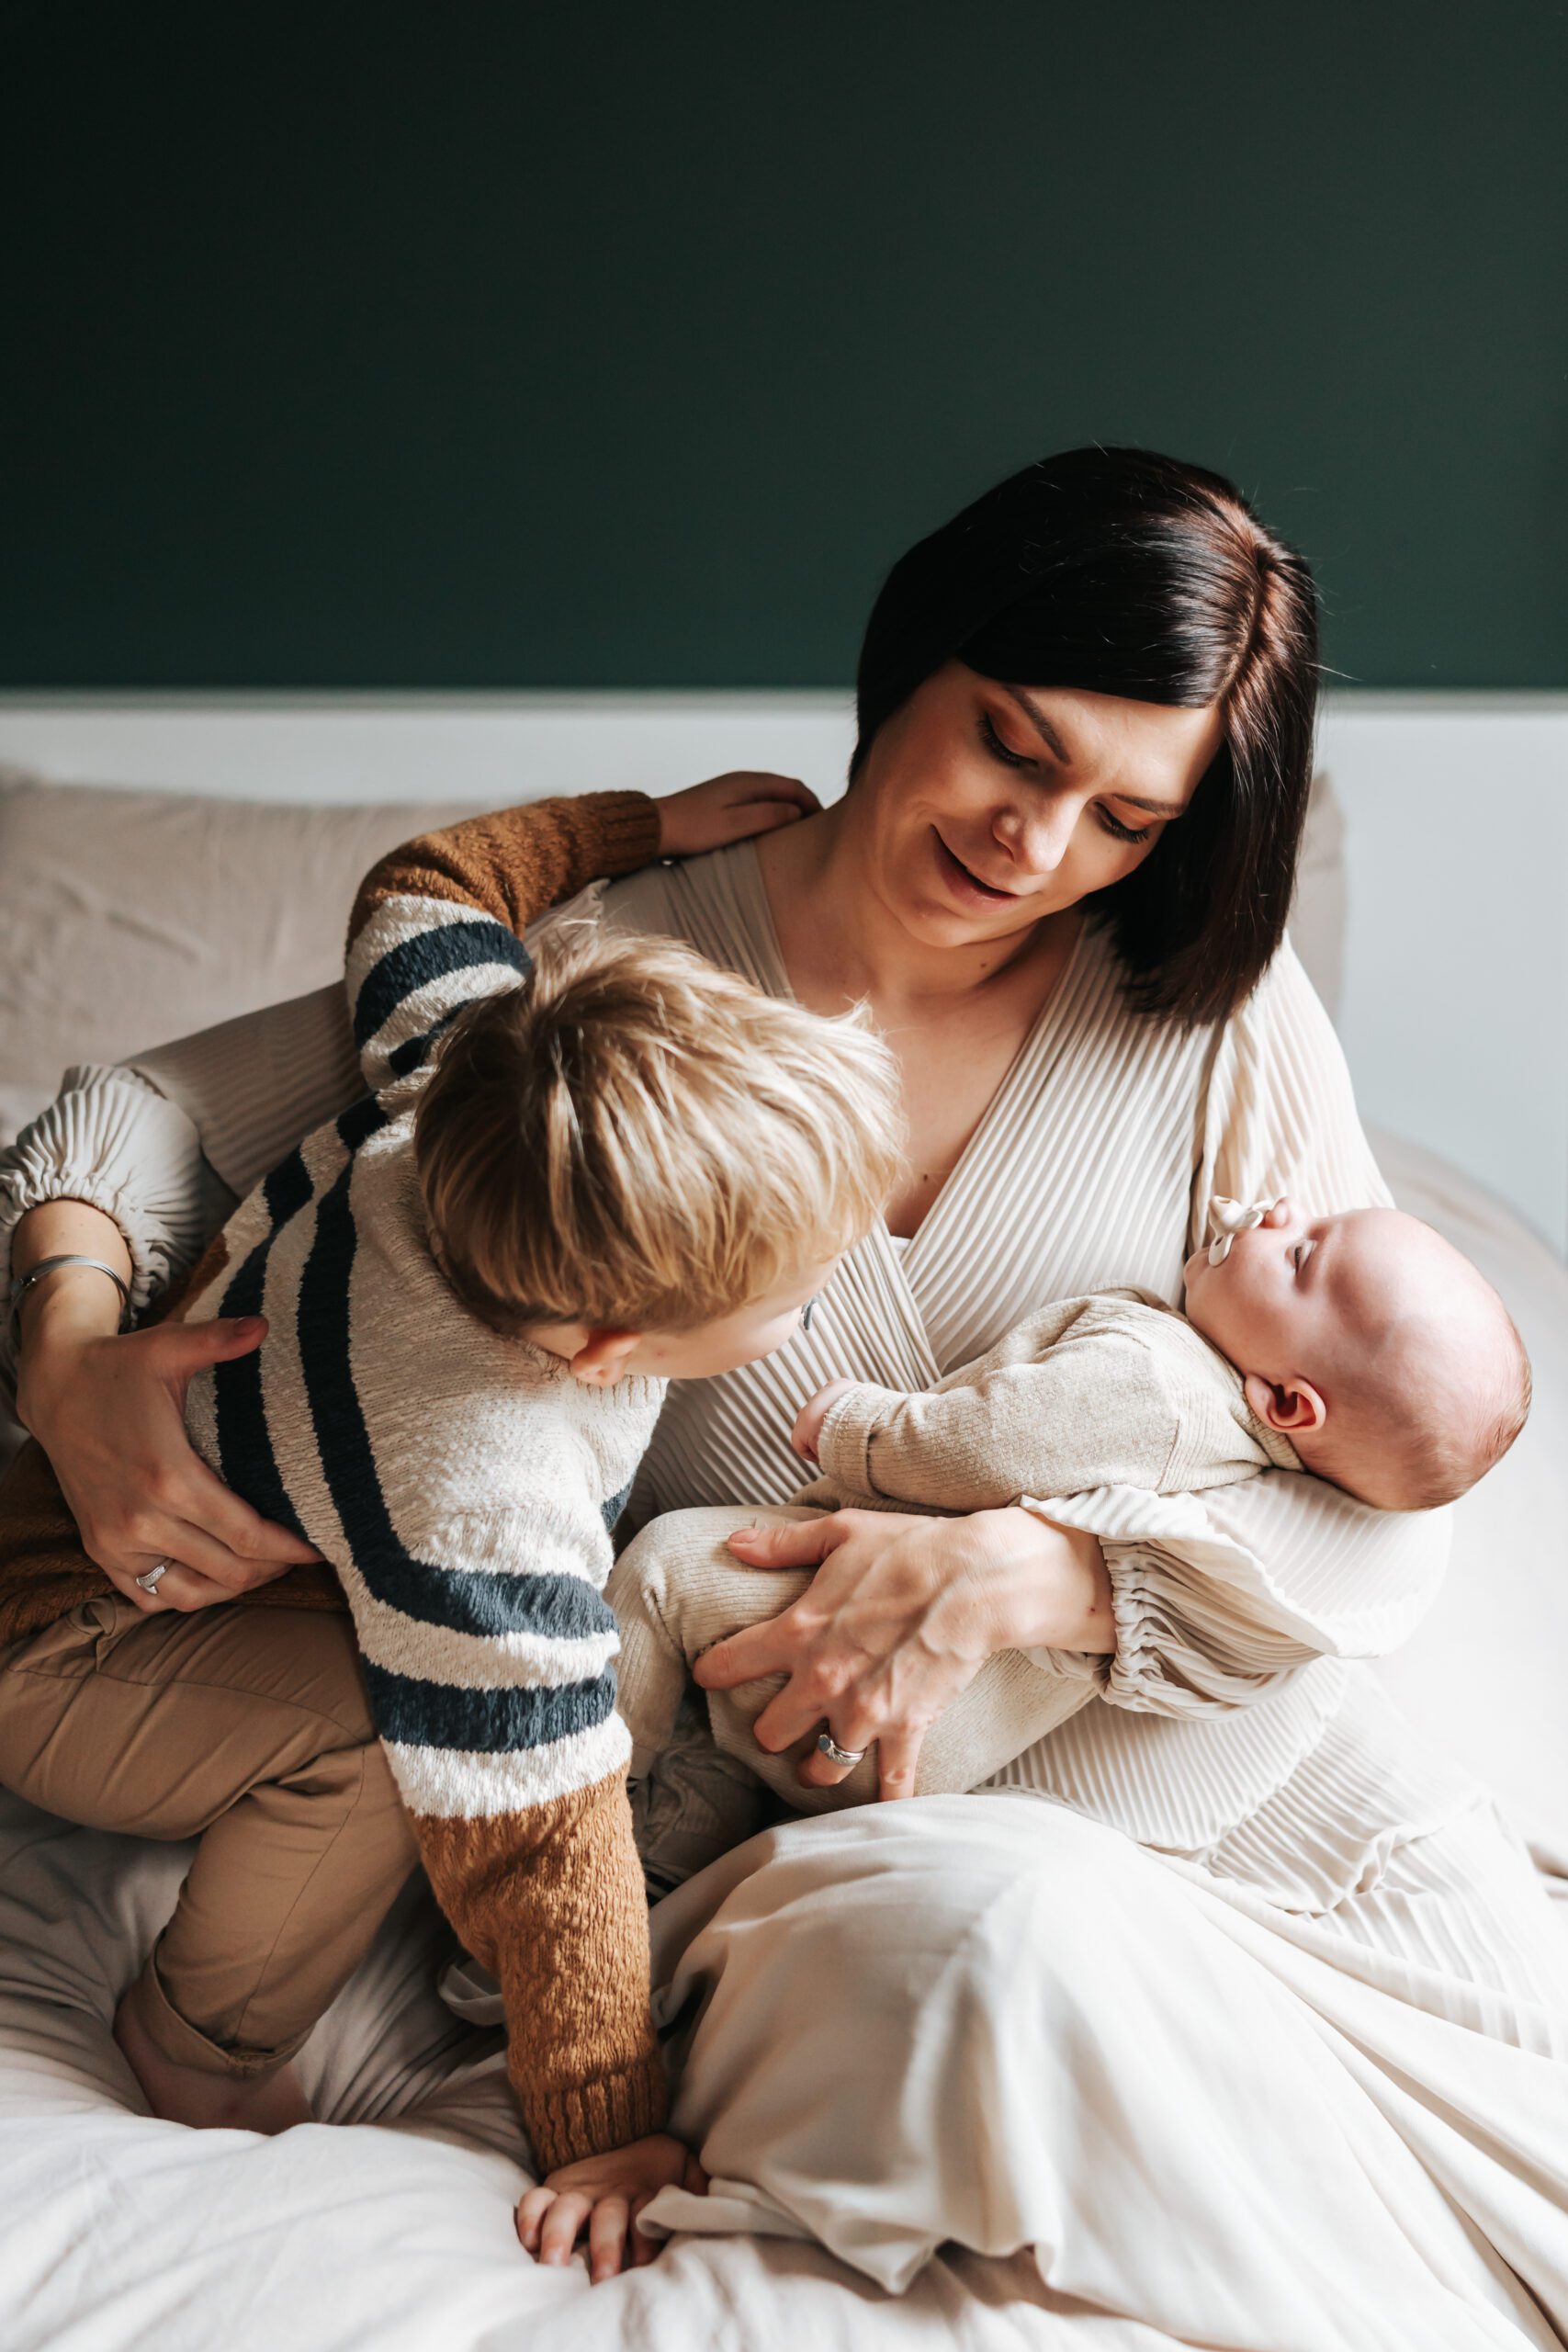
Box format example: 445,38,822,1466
515,2132,707,2281
17,1258,321,1612
697,1507,1113,1799
657,771,821,860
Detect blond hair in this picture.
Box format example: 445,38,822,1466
413,929,905,1336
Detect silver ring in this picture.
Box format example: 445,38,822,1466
817,1730,865,1768
135,1561,171,1594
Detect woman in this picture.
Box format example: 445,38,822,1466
5,449,1565,2345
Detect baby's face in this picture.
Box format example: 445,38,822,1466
1182,1199,1446,1400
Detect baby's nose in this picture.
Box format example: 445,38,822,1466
1262,1196,1293,1228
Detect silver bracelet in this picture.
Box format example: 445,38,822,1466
8,1254,132,1332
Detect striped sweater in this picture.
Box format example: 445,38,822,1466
176,790,670,2169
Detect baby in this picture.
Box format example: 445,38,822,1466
609,1190,1530,1890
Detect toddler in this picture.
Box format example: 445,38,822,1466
611,1190,1530,1889
1,808,903,2272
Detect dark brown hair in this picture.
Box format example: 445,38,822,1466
852,447,1321,1025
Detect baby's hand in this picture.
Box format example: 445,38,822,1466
516,2132,707,2281
792,1377,857,1464
657,772,820,859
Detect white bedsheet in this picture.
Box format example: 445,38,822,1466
1,1133,1562,2350
1,1798,1093,2350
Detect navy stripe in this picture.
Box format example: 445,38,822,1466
385,1003,468,1080
296,1136,618,1649
364,1659,617,1754
602,1479,633,1535
210,1148,314,1544
338,1092,391,1154
353,918,528,1049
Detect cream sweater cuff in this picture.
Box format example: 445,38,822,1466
814,1382,908,1497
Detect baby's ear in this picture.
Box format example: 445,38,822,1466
1244,1372,1326,1434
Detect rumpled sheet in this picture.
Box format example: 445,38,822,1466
0,1792,1101,2352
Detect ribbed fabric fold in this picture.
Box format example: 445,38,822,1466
132,983,364,1204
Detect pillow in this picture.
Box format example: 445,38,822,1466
0,760,1350,1148
0,768,487,1146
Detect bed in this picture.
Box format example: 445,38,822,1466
1,752,1562,2349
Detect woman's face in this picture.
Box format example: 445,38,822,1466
852,661,1225,947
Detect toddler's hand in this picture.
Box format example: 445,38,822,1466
515,2132,706,2281
657,771,820,859
792,1378,857,1464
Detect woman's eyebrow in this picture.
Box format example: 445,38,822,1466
1117,792,1190,818
1001,686,1188,816
1002,685,1073,763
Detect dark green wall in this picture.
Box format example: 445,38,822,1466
5,5,1564,689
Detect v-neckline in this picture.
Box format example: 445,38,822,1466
731,838,1094,1277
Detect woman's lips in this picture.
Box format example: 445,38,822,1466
932,831,1017,904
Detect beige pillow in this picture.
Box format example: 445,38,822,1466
0,763,1349,1149
0,769,485,1145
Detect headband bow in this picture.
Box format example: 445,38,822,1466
1205,1195,1284,1265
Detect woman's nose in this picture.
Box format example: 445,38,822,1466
1001,799,1074,875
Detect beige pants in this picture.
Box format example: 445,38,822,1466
0,1596,417,2078
608,1506,1094,1873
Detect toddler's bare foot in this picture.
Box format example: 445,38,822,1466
113,1989,313,2134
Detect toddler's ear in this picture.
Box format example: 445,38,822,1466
570,1329,641,1385
1244,1371,1326,1435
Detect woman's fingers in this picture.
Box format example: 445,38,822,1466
725,1517,841,1570
154,1453,322,1570
147,1313,270,1377
692,1614,798,1694
751,1675,849,1756
144,1513,313,1594
85,1480,319,1595
795,1740,857,1788
792,1695,882,1785
587,2195,631,2282
874,1724,924,1801
110,1557,238,1615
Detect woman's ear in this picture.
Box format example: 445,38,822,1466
569,1329,641,1386
1243,1371,1327,1435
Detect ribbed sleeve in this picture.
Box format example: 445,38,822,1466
0,1068,219,1397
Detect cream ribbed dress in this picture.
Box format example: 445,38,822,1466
3,839,1565,2341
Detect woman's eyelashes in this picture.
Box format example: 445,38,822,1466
1096,808,1154,845
977,711,1032,770
976,712,1153,845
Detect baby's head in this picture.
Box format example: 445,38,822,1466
413,930,904,1384
1183,1197,1530,1510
